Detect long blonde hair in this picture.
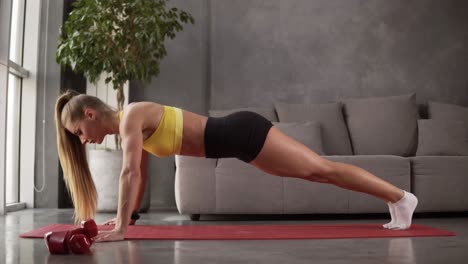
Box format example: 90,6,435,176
54,90,115,224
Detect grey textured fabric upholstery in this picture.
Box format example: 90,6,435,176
215,158,283,214
273,121,324,155
325,155,410,213
174,97,468,218
175,155,410,214
174,157,217,214
286,155,410,213
428,101,468,120
416,120,468,156
215,157,345,214
209,107,278,122
342,93,419,156
282,176,348,214
275,102,353,155
410,156,468,212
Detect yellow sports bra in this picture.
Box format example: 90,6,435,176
118,105,183,157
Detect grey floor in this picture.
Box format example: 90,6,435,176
1,209,468,264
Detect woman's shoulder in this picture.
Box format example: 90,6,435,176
123,102,164,115
120,102,165,126
127,101,163,109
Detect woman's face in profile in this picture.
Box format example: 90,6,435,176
65,108,105,144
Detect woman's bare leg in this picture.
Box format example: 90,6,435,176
250,127,404,202
250,127,418,230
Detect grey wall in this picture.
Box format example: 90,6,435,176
211,0,468,109
37,0,468,210
35,0,63,208
129,0,210,209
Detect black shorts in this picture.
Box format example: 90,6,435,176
204,111,274,163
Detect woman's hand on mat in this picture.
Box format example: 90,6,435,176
92,228,126,243
102,217,117,225
102,217,136,226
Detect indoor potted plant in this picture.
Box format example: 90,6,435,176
55,0,194,213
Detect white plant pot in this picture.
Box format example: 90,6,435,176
88,149,150,213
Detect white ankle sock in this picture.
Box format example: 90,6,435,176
383,202,396,229
387,190,418,230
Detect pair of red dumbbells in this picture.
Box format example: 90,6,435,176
44,219,99,254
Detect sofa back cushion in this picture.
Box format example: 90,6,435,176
209,107,278,122
416,119,468,156
342,93,419,156
274,102,352,155
428,101,468,121
272,121,324,155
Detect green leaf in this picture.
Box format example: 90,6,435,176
56,0,195,98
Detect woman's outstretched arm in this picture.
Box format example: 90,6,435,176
101,150,148,226
93,108,144,242
132,152,148,214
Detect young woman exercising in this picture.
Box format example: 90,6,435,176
55,90,418,243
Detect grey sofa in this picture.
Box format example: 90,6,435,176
174,93,468,220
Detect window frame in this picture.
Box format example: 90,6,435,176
2,0,42,213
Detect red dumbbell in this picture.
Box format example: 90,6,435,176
81,219,98,239
44,219,99,254
68,233,92,254
44,230,70,254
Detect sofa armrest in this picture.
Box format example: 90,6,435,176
174,156,217,214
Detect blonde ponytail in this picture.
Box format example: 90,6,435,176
55,90,99,225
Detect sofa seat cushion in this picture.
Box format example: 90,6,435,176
215,158,348,214
342,93,419,156
215,158,283,214
410,156,468,212
215,155,409,214
275,102,352,155
174,156,218,214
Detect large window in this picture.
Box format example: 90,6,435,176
6,74,21,204
6,0,28,208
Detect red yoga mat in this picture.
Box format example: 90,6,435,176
20,223,455,240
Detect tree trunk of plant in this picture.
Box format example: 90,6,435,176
115,83,125,150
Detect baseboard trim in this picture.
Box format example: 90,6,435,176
6,202,26,212
148,206,178,212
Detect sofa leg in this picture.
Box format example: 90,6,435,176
190,214,201,221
